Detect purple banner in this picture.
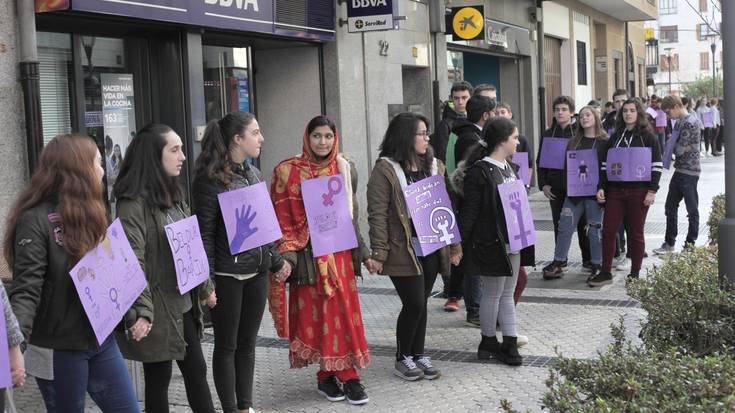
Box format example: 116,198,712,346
538,137,567,169
646,107,658,119
497,180,536,253
511,152,531,185
0,294,10,389
70,219,148,345
217,182,283,255
663,130,680,170
606,147,652,182
566,149,599,197
403,175,461,256
655,109,667,128
301,175,358,257
702,111,714,128
164,215,210,295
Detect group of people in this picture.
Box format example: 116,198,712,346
0,79,716,412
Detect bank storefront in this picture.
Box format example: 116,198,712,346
35,0,334,214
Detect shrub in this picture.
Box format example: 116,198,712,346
708,193,726,245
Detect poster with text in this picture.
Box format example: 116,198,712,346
164,216,210,295
403,175,461,256
301,175,358,257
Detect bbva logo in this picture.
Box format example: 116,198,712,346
352,0,388,7
205,0,259,12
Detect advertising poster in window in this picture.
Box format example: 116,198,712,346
101,73,136,215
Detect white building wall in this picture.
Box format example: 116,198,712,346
572,12,592,106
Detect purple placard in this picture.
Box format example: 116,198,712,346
217,182,283,256
702,111,714,128
538,137,567,169
655,109,667,128
403,175,461,256
663,130,680,170
497,180,537,253
606,147,652,182
70,219,148,345
301,175,358,257
511,152,531,185
645,107,658,119
0,294,10,389
607,128,614,137
164,215,210,295
566,149,599,197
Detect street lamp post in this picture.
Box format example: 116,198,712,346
711,41,717,97
719,0,735,285
664,47,674,95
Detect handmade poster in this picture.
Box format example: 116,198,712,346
702,112,714,128
301,175,358,257
164,215,210,294
403,175,461,256
511,152,531,185
663,130,680,170
217,182,283,255
656,109,668,128
69,219,148,345
0,295,10,388
606,147,652,182
645,107,658,119
497,180,537,253
566,149,599,197
538,137,567,169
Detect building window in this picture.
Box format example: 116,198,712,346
701,52,710,70
576,41,587,85
660,53,679,71
699,0,707,12
660,26,678,43
659,0,677,14
698,23,717,41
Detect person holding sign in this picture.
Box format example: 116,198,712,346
114,124,217,413
367,113,462,381
542,106,607,281
270,116,372,405
193,112,290,413
594,99,663,287
5,134,140,412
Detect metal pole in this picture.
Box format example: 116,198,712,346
719,0,735,286
711,42,717,97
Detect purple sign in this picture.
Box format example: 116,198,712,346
702,111,714,128
164,216,210,295
606,147,652,182
217,182,283,255
70,219,148,345
403,175,461,256
566,149,599,197
511,152,531,185
301,175,358,257
497,180,537,253
663,130,680,170
645,107,658,119
607,128,614,137
538,137,567,169
655,109,668,128
0,294,10,389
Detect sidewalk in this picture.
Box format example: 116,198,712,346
12,156,726,412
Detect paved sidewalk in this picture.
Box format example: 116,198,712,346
12,156,725,412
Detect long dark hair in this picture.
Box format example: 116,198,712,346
378,112,433,172
195,112,257,187
614,98,651,137
113,123,184,209
4,134,108,261
464,117,517,166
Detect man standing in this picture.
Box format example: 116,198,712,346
431,81,472,163
654,96,702,254
603,89,628,135
473,83,497,101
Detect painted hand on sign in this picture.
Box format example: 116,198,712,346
509,192,533,247
230,204,259,253
321,176,343,207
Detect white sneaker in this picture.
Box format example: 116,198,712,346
516,334,529,348
615,258,631,270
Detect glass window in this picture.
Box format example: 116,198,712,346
38,32,73,145
576,41,587,86
660,26,678,43
447,51,465,83
203,46,251,122
659,0,677,14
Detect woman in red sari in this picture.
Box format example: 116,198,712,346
269,115,373,405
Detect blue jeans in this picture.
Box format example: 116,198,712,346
664,172,699,246
36,336,140,413
553,198,603,265
464,273,482,318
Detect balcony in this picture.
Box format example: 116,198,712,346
576,0,657,21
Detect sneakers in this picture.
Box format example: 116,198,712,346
414,356,441,380
443,297,460,312
613,255,626,268
497,336,523,366
317,375,345,402
587,265,601,282
516,334,529,348
653,243,675,255
587,271,613,287
582,260,592,270
615,258,631,271
558,260,569,268
466,315,481,328
477,334,501,360
542,261,565,280
343,380,369,405
394,356,424,381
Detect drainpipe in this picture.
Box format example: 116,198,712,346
624,21,630,95
17,0,43,174
719,0,735,285
536,0,546,130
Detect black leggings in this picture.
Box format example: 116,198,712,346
143,311,215,413
210,273,268,412
390,253,439,360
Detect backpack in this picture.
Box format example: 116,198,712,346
444,132,459,175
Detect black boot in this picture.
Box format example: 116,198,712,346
477,335,500,360
497,336,523,366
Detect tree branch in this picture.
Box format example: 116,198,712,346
683,0,721,36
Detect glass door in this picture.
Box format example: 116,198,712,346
203,46,252,122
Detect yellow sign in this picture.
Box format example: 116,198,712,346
451,6,484,41
645,27,654,40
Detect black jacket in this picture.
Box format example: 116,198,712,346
452,118,483,167
9,202,99,350
456,161,534,277
537,122,576,191
602,110,617,133
431,104,463,162
192,163,284,279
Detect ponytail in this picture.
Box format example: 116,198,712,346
194,112,256,187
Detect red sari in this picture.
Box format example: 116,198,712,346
269,126,370,372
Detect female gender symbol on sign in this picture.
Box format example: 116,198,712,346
429,206,457,245
321,176,343,206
